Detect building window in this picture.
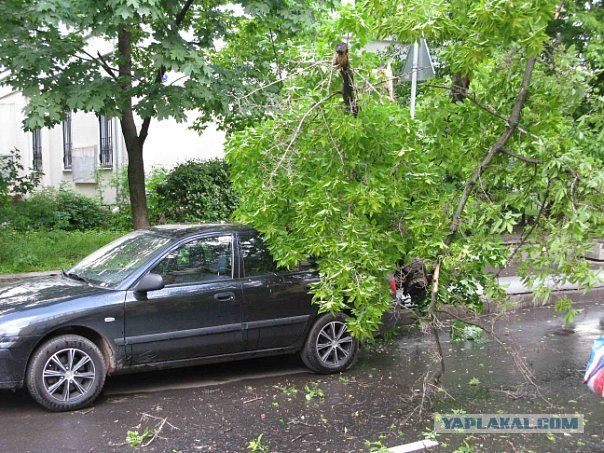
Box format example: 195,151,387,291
99,115,113,168
62,111,72,169
32,129,42,172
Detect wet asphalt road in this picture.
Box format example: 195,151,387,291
0,294,603,453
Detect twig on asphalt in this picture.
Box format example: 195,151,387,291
137,412,180,448
74,407,95,415
141,412,179,430
292,432,312,442
243,396,263,404
287,419,320,428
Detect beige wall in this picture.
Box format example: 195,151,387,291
0,91,29,169
0,86,225,204
141,115,225,170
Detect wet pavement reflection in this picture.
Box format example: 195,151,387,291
0,299,602,452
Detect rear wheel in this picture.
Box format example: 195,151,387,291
26,335,106,412
301,313,359,374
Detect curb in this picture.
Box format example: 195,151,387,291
391,284,604,327
502,284,604,311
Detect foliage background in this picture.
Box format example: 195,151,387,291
227,0,604,337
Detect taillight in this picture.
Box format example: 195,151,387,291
389,276,397,293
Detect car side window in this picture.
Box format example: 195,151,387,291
152,235,232,286
240,234,280,277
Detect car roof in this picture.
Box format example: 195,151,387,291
147,223,256,239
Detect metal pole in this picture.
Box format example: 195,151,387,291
410,41,419,119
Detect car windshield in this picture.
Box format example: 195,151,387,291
67,230,172,288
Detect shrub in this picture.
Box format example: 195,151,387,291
56,189,111,230
146,167,169,222
153,159,238,223
93,160,237,227
0,148,41,206
109,166,169,228
0,187,111,231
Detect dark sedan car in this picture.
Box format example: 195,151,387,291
0,224,359,411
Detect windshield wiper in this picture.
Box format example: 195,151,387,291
62,270,91,284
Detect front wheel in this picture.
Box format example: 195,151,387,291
301,313,359,374
26,335,106,411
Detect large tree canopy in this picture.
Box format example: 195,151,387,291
0,0,333,228
227,0,604,337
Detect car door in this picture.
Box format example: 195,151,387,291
238,233,318,351
124,234,243,365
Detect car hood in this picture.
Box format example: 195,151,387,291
0,274,105,317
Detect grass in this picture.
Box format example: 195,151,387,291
0,230,126,273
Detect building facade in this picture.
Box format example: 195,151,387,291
0,84,225,204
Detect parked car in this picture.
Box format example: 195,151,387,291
0,224,359,411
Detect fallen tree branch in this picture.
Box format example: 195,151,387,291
437,306,552,406
334,42,358,116
500,178,551,274
501,148,542,164
240,61,328,101
447,56,537,243
410,55,541,422
269,90,341,181
424,82,538,138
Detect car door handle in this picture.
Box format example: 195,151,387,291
214,292,235,302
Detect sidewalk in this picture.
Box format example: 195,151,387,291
496,262,604,295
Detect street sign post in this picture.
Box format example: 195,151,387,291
402,39,435,118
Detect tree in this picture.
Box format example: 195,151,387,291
0,0,331,228
226,0,604,338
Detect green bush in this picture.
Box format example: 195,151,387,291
109,166,169,228
56,189,111,230
0,148,41,207
90,160,237,228
153,159,238,223
146,167,169,223
0,187,112,231
0,230,124,273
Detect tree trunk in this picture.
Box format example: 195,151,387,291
334,43,358,117
450,73,470,103
126,139,150,229
118,24,150,229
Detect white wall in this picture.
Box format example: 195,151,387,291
0,90,37,182
0,85,225,204
141,115,225,170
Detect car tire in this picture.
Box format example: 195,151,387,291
26,335,106,412
301,313,359,374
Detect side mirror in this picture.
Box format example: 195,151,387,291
134,273,165,294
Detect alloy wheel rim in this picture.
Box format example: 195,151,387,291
42,348,96,403
315,321,354,367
